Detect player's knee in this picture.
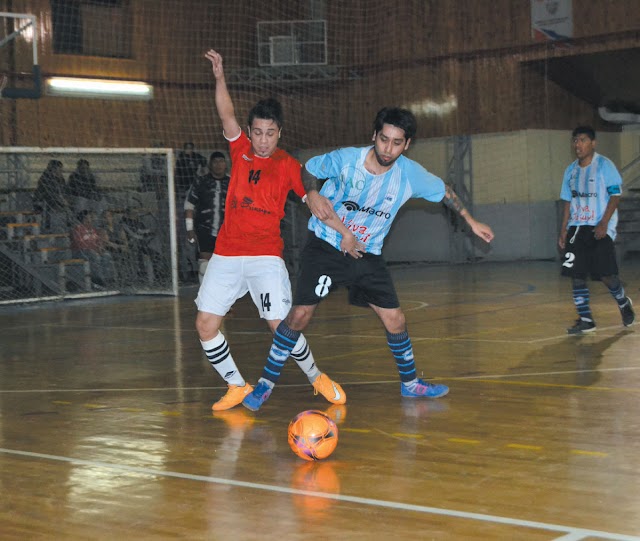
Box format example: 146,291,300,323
572,277,587,289
286,305,313,330
600,274,619,289
195,311,219,340
384,309,406,334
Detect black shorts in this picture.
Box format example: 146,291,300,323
561,225,618,280
195,227,217,254
293,234,400,309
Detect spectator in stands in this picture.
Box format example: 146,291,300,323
33,159,70,233
70,210,115,288
175,142,207,198
99,209,128,282
67,159,102,201
184,151,230,283
120,206,155,284
140,147,168,194
175,142,206,282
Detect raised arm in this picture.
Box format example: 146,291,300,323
442,185,494,243
204,49,241,139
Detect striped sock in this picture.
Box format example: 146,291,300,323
201,332,244,386
573,285,593,321
386,330,417,384
290,334,320,383
261,322,301,385
607,281,627,307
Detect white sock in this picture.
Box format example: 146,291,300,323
198,258,208,284
290,334,320,383
201,332,244,387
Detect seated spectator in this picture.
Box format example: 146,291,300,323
70,210,115,288
99,210,128,281
120,206,155,284
33,159,70,232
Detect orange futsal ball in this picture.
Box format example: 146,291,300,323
287,410,339,461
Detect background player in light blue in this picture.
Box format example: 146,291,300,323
559,125,635,334
243,107,494,411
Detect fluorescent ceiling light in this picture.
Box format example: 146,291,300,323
46,77,153,100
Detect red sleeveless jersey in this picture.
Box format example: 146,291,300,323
215,132,305,257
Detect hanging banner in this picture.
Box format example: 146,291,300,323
531,0,573,42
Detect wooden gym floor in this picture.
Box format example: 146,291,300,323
1,260,639,541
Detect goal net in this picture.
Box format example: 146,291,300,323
0,148,177,305
2,3,636,280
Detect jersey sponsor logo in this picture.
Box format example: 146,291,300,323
571,190,597,198
341,200,391,219
240,196,272,215
342,200,360,211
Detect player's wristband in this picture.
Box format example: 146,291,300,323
185,218,194,231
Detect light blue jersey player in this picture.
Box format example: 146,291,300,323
306,147,446,255
242,107,494,412
560,151,622,240
558,126,634,334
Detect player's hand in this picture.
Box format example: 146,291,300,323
340,233,365,259
558,233,566,250
306,191,334,221
205,49,224,79
187,230,196,244
594,222,607,240
469,220,494,243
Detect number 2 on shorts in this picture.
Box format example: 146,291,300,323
563,252,575,268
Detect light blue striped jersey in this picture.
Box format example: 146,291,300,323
560,152,622,240
306,146,446,254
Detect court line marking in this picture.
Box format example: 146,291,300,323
0,447,637,540
2,366,640,394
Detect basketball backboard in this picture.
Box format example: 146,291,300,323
0,12,41,99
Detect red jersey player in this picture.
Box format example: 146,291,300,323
196,49,346,411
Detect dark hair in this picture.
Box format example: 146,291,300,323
77,209,91,222
77,159,90,167
572,126,596,140
47,159,63,170
248,98,283,129
373,107,417,141
183,142,195,150
209,151,226,161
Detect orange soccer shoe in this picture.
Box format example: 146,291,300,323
212,383,254,411
312,373,346,405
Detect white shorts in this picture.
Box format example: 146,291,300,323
195,254,292,320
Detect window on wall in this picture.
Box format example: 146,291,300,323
51,0,132,58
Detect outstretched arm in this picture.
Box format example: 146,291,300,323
204,49,241,139
442,185,494,243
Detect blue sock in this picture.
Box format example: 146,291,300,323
573,285,593,321
607,280,627,307
386,330,417,384
261,322,301,385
